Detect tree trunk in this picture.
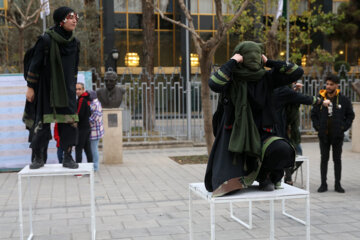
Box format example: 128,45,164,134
199,49,215,154
19,29,24,72
265,16,280,59
265,30,279,60
142,0,156,131
84,0,101,71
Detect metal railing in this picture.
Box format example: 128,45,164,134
92,65,359,142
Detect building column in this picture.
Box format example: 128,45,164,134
103,0,115,71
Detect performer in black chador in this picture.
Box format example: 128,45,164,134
205,41,304,197
23,6,80,169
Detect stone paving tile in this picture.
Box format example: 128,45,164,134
134,236,173,240
147,225,186,235
110,228,149,238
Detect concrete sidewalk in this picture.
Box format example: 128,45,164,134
1,142,360,240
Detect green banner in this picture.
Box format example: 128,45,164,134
282,0,287,18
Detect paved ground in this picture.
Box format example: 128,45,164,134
1,142,360,240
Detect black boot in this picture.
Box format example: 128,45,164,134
259,173,275,191
29,149,44,169
317,183,328,193
284,168,293,185
334,161,344,193
335,182,345,193
63,148,79,169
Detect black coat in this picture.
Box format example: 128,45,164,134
273,86,314,139
311,91,354,139
25,26,79,125
77,91,91,130
205,59,304,193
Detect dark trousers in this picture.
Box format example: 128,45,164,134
319,134,343,185
284,143,303,181
57,123,78,151
57,147,64,163
258,139,295,184
31,122,77,161
75,129,93,163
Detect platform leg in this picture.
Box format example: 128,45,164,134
189,188,193,240
18,175,24,240
210,202,215,240
270,200,274,240
90,171,96,240
249,201,252,229
28,177,33,239
306,196,310,240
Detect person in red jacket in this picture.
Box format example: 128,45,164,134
75,83,93,163
54,123,64,163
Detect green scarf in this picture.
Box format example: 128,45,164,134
45,29,75,108
228,41,266,158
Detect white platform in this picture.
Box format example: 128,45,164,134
189,157,310,240
18,163,96,240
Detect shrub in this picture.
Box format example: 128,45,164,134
334,61,351,72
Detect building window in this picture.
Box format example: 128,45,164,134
115,31,127,66
190,0,198,13
159,32,173,66
199,0,213,14
114,0,126,12
114,13,126,29
128,14,142,29
333,1,348,14
159,0,173,13
128,0,142,12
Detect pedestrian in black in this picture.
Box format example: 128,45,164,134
272,83,323,184
75,83,93,164
24,6,80,169
311,74,355,193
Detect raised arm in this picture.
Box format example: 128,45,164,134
277,86,320,106
267,60,304,88
208,54,241,93
311,99,321,131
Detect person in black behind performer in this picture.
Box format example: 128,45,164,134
272,83,324,185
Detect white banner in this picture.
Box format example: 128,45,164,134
40,0,50,19
275,0,283,20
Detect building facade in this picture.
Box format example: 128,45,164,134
0,0,358,71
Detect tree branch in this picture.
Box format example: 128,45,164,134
214,0,224,30
28,8,41,21
25,0,36,18
176,0,204,52
24,12,41,29
220,0,250,37
0,13,21,29
13,3,25,20
147,0,204,47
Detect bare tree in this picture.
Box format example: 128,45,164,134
141,0,156,131
147,0,250,154
0,0,43,71
265,2,282,59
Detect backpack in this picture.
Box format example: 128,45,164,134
23,33,51,81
